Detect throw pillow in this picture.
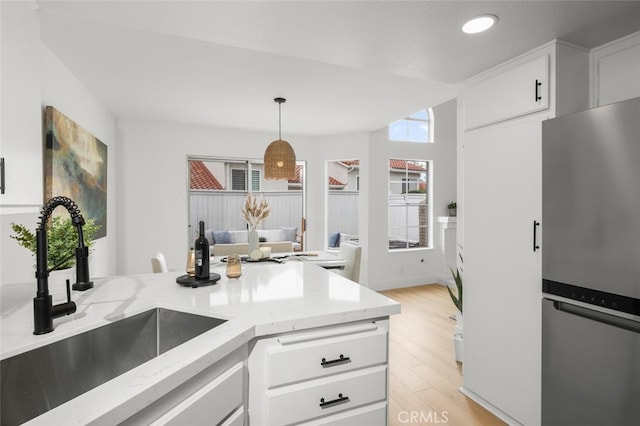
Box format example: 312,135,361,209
328,232,340,248
280,227,298,242
212,230,232,244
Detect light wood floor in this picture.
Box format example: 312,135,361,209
380,284,505,426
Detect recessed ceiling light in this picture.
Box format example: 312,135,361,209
462,14,498,34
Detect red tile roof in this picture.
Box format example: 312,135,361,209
389,159,426,172
328,176,345,186
190,161,223,190
288,164,304,184
340,160,360,167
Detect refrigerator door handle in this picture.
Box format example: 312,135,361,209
533,220,540,251
553,301,640,334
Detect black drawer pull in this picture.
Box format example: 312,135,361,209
320,354,351,368
319,393,350,409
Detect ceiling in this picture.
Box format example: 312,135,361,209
36,1,640,136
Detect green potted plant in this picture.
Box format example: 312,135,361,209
447,201,457,217
10,216,100,271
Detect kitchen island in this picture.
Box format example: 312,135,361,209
0,261,399,425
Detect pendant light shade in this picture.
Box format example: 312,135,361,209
264,97,296,180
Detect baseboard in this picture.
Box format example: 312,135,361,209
458,386,523,426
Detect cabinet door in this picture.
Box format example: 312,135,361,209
463,55,549,130
151,362,243,426
0,2,42,207
462,118,542,425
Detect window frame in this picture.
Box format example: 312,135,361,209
388,108,434,143
388,158,431,251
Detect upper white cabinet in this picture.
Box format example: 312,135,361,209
462,54,549,130
592,30,640,107
0,2,43,209
459,40,589,426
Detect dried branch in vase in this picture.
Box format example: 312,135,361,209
241,194,271,230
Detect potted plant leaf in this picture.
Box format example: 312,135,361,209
10,216,100,272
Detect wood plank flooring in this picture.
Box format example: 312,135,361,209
380,284,505,426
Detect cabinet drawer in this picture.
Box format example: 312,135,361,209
151,362,243,425
300,401,387,426
266,323,387,387
265,365,387,425
220,406,244,426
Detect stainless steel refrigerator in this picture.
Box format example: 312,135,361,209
541,96,640,425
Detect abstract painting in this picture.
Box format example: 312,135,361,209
44,106,108,238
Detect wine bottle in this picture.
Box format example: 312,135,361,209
194,221,210,279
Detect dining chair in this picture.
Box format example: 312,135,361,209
151,252,168,273
335,242,362,283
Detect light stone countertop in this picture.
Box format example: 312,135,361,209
0,261,400,425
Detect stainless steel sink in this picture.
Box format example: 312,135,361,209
0,308,226,426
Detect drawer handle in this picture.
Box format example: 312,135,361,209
319,393,350,409
320,354,351,368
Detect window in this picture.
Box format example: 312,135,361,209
388,159,430,250
187,157,306,249
251,170,261,192
231,169,246,190
389,109,434,143
326,159,360,250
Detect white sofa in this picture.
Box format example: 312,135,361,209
207,228,300,252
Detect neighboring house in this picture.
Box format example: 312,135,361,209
388,159,426,194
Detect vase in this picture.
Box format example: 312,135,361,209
453,310,463,363
248,228,259,256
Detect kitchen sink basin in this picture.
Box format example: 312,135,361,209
0,308,226,426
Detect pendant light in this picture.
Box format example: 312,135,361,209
264,97,296,180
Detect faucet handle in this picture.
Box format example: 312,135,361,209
50,279,77,319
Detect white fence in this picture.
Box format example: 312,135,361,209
189,191,303,240
327,191,359,238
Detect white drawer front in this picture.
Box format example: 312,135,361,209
300,401,387,426
152,362,243,426
220,406,244,426
265,365,387,425
266,326,387,387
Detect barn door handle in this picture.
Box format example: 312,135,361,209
533,220,540,251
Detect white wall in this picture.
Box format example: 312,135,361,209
115,120,370,276
366,99,457,291
0,3,116,285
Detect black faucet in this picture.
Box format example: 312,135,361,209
33,196,94,335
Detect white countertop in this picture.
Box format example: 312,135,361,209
0,261,399,425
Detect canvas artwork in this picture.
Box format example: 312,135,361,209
44,106,108,238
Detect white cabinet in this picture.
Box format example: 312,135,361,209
0,1,43,209
151,362,243,425
121,347,246,426
248,320,389,425
459,41,588,425
463,55,549,130
592,30,640,106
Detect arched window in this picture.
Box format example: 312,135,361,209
388,108,434,143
